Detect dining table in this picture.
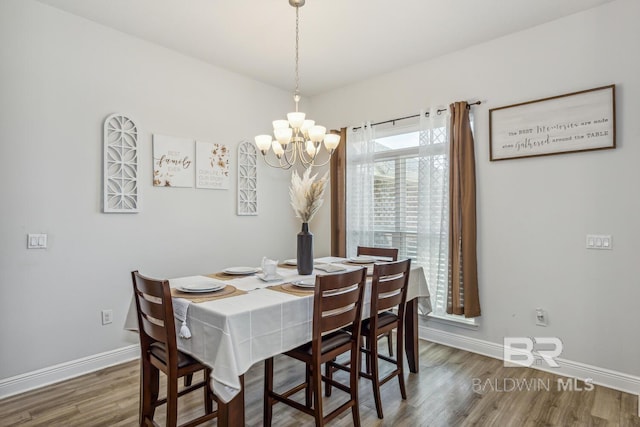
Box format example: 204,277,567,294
125,256,431,426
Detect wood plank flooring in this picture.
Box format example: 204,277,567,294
0,340,637,426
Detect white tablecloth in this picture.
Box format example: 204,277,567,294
125,257,431,402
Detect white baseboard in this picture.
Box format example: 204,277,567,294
0,345,140,400
419,325,640,396
3,331,639,407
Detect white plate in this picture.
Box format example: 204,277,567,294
170,276,225,292
283,259,297,266
178,285,225,293
292,279,315,288
223,266,259,275
348,256,377,264
180,281,225,292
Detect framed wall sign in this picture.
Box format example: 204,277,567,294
489,85,615,161
152,134,195,187
196,141,230,189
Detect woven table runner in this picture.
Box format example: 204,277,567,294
206,272,246,281
171,285,246,303
268,283,314,297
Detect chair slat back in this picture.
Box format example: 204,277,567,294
357,246,399,261
371,259,411,314
313,268,366,336
131,271,177,350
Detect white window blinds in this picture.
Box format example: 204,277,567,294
346,109,450,316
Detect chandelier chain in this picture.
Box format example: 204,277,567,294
253,0,340,170
294,5,300,108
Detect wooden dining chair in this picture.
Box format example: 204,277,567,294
263,268,367,427
131,271,218,427
327,259,411,419
357,246,399,356
356,246,399,262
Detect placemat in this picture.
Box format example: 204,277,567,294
277,263,298,269
268,283,314,297
206,272,246,281
171,285,246,303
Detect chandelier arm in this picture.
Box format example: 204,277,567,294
298,148,316,166
308,156,333,168
281,143,297,166
261,153,293,170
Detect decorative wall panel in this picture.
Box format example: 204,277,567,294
103,113,139,213
237,141,257,216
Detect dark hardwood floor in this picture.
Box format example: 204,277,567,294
0,340,637,426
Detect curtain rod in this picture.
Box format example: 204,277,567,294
351,101,481,131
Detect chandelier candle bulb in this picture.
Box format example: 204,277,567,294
255,135,273,154
273,120,289,129
287,112,306,129
324,133,340,150
272,141,285,157
306,141,316,157
274,127,293,144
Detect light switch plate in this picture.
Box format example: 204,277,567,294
586,234,612,250
27,233,47,249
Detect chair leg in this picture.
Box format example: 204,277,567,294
397,329,407,400
350,343,361,427
204,368,214,414
387,331,394,357
312,361,324,426
264,357,274,427
370,338,384,419
324,359,334,397
139,361,150,426
364,335,371,374
166,373,179,427
306,364,313,408
184,373,193,387
140,360,159,426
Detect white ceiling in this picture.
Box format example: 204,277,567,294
36,0,616,96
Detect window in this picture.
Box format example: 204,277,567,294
346,112,474,324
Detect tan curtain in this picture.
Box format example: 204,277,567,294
447,102,481,317
330,127,347,257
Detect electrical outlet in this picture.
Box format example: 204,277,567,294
535,308,548,327
101,309,113,325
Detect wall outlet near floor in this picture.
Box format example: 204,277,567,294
535,308,548,326
101,309,113,325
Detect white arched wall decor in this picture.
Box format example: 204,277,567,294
237,141,257,216
103,113,140,213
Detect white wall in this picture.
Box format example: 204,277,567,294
0,0,317,380
312,0,640,376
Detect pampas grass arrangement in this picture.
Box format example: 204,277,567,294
290,168,329,223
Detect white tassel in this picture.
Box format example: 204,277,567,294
179,321,191,339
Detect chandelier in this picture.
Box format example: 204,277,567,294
254,0,340,170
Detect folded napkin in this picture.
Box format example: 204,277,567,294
172,297,192,339
314,263,347,273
